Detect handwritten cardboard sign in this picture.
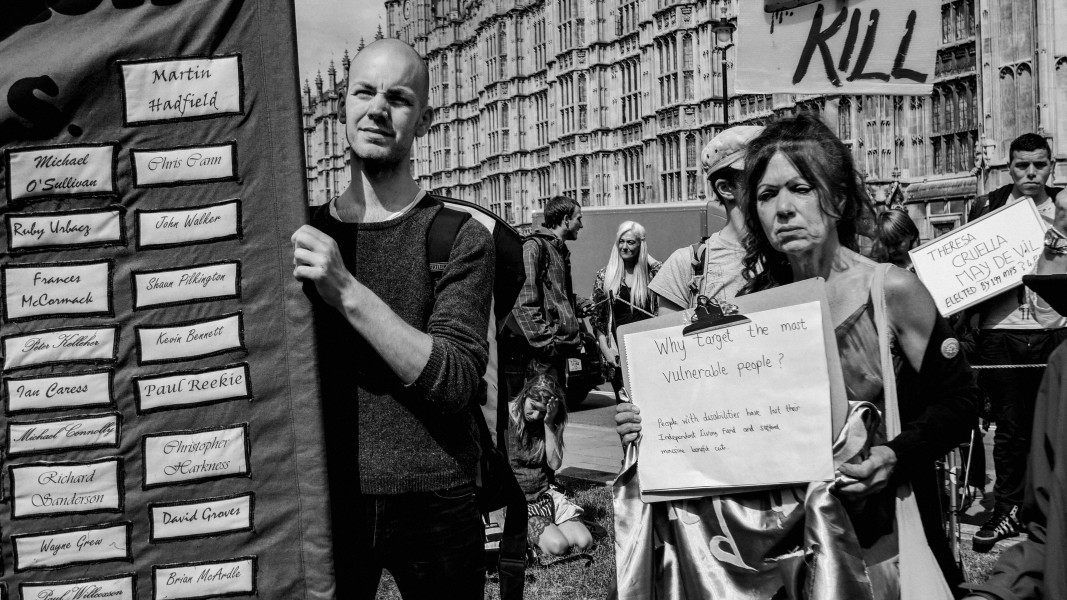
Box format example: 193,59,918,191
911,197,1045,316
623,301,834,493
736,0,937,95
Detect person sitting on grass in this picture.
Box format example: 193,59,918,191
506,373,592,556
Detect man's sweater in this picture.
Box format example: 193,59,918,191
307,198,494,494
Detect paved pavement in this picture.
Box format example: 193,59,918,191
558,389,622,484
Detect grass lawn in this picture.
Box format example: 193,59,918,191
377,478,1007,599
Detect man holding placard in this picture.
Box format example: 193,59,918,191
963,133,1067,552
292,40,494,597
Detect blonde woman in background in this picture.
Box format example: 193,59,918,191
590,221,660,402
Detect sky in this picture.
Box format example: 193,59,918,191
294,0,387,87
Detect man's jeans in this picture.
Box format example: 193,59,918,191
978,328,1067,507
344,482,485,599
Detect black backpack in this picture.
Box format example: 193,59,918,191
426,195,528,600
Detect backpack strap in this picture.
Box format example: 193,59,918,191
428,203,529,595
691,239,707,277
525,235,551,287
428,205,472,279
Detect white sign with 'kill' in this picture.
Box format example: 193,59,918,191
624,301,834,493
736,0,937,95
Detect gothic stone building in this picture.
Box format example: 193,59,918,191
302,0,1067,240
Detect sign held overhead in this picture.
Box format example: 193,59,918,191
737,0,938,95
910,198,1046,316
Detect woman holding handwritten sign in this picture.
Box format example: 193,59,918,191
615,114,978,599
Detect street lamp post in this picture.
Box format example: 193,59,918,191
713,18,735,129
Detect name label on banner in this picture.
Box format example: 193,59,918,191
153,557,257,600
20,574,135,600
137,312,245,364
5,370,114,414
736,0,938,95
8,412,121,456
10,458,124,518
3,325,118,371
131,143,237,187
142,424,250,489
13,522,130,571
7,208,125,252
133,261,240,309
5,143,118,202
121,55,244,125
149,493,255,542
135,363,252,413
2,260,112,321
137,199,242,249
911,197,1046,316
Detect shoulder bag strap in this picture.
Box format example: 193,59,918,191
870,263,954,600
870,264,900,437
427,206,471,278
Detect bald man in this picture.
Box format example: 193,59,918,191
292,39,493,598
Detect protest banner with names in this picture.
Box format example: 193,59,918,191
624,301,835,493
1,1,332,596
736,0,938,95
911,197,1045,316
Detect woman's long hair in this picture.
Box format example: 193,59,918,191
738,113,874,294
604,220,657,309
870,208,919,265
508,373,567,460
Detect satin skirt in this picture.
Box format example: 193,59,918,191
613,402,901,600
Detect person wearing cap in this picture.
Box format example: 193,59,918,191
960,133,1067,554
649,125,764,313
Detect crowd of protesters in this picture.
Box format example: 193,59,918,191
308,38,1067,600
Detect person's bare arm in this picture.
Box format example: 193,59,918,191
544,399,563,470
840,267,977,496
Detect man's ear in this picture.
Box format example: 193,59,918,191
415,105,434,137
713,178,735,201
337,79,347,123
